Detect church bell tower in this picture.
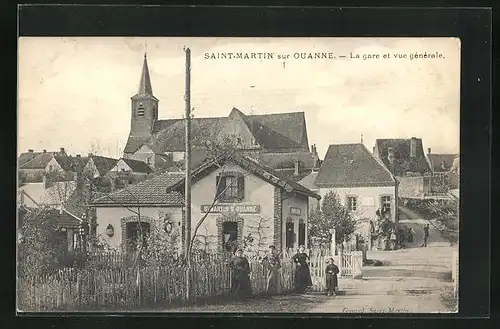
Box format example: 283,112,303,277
130,53,159,137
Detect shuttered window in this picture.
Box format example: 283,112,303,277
215,173,245,202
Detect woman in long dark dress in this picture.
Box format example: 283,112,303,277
229,248,253,298
262,245,282,294
291,245,313,294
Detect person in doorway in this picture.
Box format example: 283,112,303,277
325,258,340,296
229,247,253,299
291,245,313,294
422,224,430,247
262,245,282,295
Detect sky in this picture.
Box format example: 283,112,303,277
18,37,460,159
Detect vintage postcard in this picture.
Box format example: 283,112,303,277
17,37,460,313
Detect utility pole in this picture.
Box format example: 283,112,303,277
184,46,192,257
183,46,192,301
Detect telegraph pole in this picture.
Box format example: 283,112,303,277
184,47,192,257
183,46,192,301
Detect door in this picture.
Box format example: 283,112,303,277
126,222,150,252
286,222,295,249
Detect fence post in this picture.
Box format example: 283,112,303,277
338,253,343,277
452,251,459,297
136,270,142,307
352,251,363,279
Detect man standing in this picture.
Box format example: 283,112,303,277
422,224,430,247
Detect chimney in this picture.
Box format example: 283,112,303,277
43,149,47,153
294,160,299,176
360,134,364,144
373,146,375,154
88,153,93,157
428,148,431,154
410,137,417,158
60,147,65,154
28,149,33,153
76,154,81,158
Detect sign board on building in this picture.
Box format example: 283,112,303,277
200,204,261,214
290,206,301,216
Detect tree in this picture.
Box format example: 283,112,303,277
17,206,69,277
308,191,357,245
141,211,181,268
243,215,273,260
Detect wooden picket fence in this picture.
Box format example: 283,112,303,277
17,257,296,311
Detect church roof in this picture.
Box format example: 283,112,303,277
137,54,153,96
125,108,309,154
316,143,396,188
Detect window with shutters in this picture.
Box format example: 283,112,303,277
216,172,245,202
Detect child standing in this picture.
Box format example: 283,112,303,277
325,258,340,296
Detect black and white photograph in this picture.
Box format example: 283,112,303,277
17,37,460,313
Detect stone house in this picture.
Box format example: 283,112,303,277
91,153,320,254
19,148,67,182
373,138,432,177
301,143,397,240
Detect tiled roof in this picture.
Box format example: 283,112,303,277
123,135,150,154
428,154,458,173
121,158,154,173
54,156,89,172
90,156,119,176
259,151,318,169
149,117,229,152
315,143,396,188
44,208,82,228
273,169,312,183
297,172,320,191
91,172,184,206
152,119,180,134
125,108,309,154
20,152,57,169
18,152,42,167
375,138,432,175
247,111,308,149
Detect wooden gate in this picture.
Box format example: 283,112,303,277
304,249,354,291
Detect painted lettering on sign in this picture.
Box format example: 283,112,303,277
200,204,261,214
290,207,301,216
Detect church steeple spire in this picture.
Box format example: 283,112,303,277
138,53,153,95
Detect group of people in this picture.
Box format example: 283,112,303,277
229,245,340,299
